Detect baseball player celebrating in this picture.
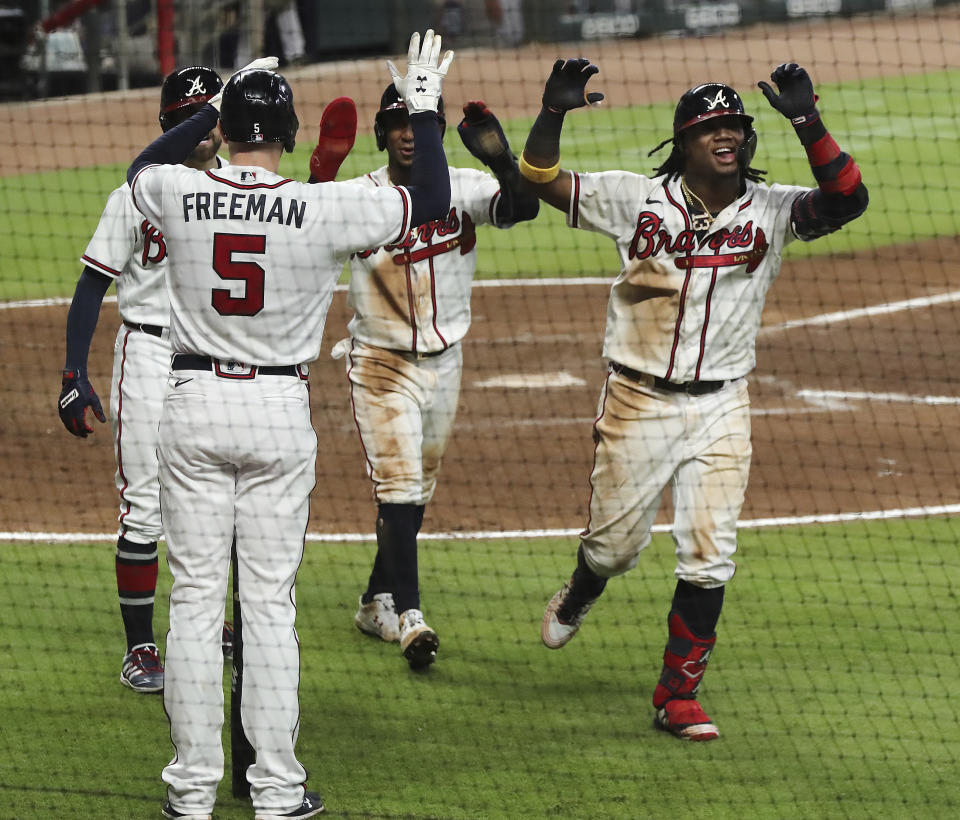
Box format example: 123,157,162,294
126,32,452,819
521,61,868,740
314,86,538,669
58,66,231,694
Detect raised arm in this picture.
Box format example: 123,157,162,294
457,100,539,225
759,63,868,240
388,30,454,226
127,57,280,186
519,58,604,212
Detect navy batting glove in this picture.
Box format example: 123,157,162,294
758,63,820,127
542,58,604,113
59,368,106,438
457,100,511,166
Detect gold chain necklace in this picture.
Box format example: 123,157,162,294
680,176,715,232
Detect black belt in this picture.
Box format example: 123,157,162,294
172,354,304,378
610,361,725,396
404,348,448,360
124,321,164,338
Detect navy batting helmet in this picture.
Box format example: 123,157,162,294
374,83,445,151
159,66,223,132
219,69,299,153
673,82,757,167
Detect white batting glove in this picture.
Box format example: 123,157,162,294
387,30,454,115
209,56,281,111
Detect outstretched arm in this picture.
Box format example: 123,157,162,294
759,63,868,240
457,100,539,225
519,58,604,212
127,57,280,186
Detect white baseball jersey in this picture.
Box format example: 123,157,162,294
131,163,414,364
81,182,172,327
81,160,228,327
569,171,809,382
345,165,502,353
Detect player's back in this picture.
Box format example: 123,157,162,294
135,164,405,366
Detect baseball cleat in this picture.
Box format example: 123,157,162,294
654,698,719,741
121,642,164,693
222,619,234,659
255,789,325,818
354,593,400,643
399,609,438,669
541,582,597,649
160,799,212,819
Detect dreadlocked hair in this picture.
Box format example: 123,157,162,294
649,141,767,183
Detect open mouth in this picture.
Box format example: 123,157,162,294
714,146,737,164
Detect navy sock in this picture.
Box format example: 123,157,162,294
365,503,422,613
671,579,725,638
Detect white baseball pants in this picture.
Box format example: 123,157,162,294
340,340,463,506
158,368,315,815
580,370,752,587
110,324,169,543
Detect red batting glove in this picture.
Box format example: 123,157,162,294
308,96,357,183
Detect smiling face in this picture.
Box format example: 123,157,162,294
679,116,746,181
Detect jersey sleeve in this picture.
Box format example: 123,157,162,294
568,170,654,239
129,163,178,226
767,182,815,247
327,181,413,256
454,167,502,229
80,185,140,279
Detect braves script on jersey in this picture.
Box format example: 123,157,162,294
569,172,809,382
345,166,502,353
130,163,415,363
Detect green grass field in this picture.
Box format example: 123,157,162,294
2,518,959,819
1,70,958,301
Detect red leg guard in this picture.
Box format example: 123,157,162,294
652,610,716,709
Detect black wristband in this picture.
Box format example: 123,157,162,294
794,116,827,147
524,106,566,163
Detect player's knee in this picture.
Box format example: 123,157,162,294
580,537,643,577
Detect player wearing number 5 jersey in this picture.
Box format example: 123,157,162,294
58,66,228,695
325,85,539,669
127,33,452,819
522,60,867,741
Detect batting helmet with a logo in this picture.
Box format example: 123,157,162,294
159,66,223,132
673,82,756,167
219,69,299,153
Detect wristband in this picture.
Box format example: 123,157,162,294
790,109,821,128
519,154,560,184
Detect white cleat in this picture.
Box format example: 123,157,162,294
541,583,596,649
399,608,438,669
354,593,400,643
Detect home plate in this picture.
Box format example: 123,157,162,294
474,371,586,389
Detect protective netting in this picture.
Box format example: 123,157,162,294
2,3,959,818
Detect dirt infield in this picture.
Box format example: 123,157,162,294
5,232,960,536
3,9,960,537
